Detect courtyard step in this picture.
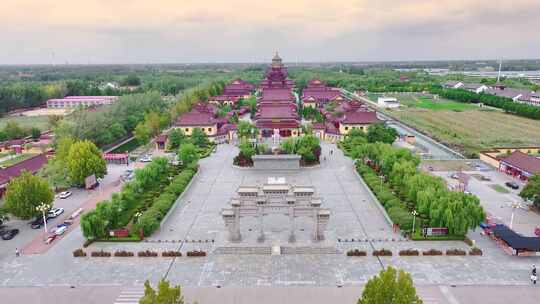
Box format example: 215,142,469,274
213,246,272,255
281,246,341,254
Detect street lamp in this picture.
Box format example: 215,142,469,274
379,175,384,193
411,210,418,234
36,202,51,234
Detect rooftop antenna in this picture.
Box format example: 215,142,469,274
497,58,503,83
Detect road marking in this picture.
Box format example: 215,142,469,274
439,285,460,304
113,287,144,304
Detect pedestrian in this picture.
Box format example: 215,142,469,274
532,265,537,285
330,149,333,155
15,248,19,257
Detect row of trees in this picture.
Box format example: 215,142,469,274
0,82,65,114
54,92,166,147
432,87,540,120
80,157,172,239
0,121,41,141
342,132,485,235
280,134,321,164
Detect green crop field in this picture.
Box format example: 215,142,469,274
0,115,50,131
388,107,540,157
387,93,477,111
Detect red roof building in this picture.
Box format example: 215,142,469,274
0,153,50,195
223,79,255,97
301,79,348,108
499,151,540,180
255,52,300,138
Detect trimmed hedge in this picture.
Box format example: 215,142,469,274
446,249,467,256
114,250,134,257
135,166,197,236
346,249,367,256
422,249,443,256
373,249,392,256
91,250,111,257
162,251,182,257
73,249,87,257
469,247,483,256
138,250,158,257
399,249,419,256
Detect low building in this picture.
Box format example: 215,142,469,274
442,81,464,89
46,96,118,109
174,104,218,139
486,87,532,102
338,111,380,135
462,83,488,93
499,150,540,181
208,95,240,106
377,97,400,109
0,153,50,197
480,147,540,171
301,79,347,108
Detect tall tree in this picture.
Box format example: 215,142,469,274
67,140,107,186
190,128,209,148
367,123,398,144
167,129,186,150
178,143,199,165
358,267,423,304
139,279,184,304
4,171,54,220
520,174,540,208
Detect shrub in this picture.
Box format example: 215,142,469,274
469,247,483,256
446,249,466,256
73,249,87,257
114,250,134,257
422,249,443,256
138,250,158,257
373,249,392,256
162,251,182,257
464,236,474,247
186,250,207,257
346,249,367,257
399,249,419,256
91,250,111,257
83,239,94,248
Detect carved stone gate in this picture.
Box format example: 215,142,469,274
221,181,330,242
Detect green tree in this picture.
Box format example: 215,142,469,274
367,123,398,144
296,134,320,162
190,128,209,148
67,140,107,186
236,121,257,139
122,74,141,86
520,174,540,208
239,140,256,159
4,171,54,220
168,129,186,150
139,279,184,304
358,267,423,304
134,123,152,144
280,138,297,154
3,121,25,139
30,127,41,140
179,143,199,165
80,210,108,240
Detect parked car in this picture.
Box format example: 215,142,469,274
53,224,68,236
30,216,51,229
58,191,72,199
1,228,19,240
505,181,519,190
140,155,152,162
480,175,492,181
48,207,65,218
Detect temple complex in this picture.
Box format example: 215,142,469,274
255,52,300,138
301,79,347,108
209,79,255,106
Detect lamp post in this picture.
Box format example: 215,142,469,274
411,210,418,235
379,175,384,193
36,202,51,234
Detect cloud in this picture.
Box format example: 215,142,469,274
0,0,539,63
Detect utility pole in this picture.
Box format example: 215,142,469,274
496,58,503,83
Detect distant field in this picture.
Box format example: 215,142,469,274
389,108,540,157
0,115,50,131
389,94,478,111
0,153,37,167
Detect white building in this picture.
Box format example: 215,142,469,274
46,96,118,109
377,97,400,109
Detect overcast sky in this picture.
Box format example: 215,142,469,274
2,0,539,64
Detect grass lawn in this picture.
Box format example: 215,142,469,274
0,115,50,131
0,153,37,167
111,138,141,153
489,184,511,194
387,93,477,111
389,108,540,157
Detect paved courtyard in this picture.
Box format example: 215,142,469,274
1,143,540,302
